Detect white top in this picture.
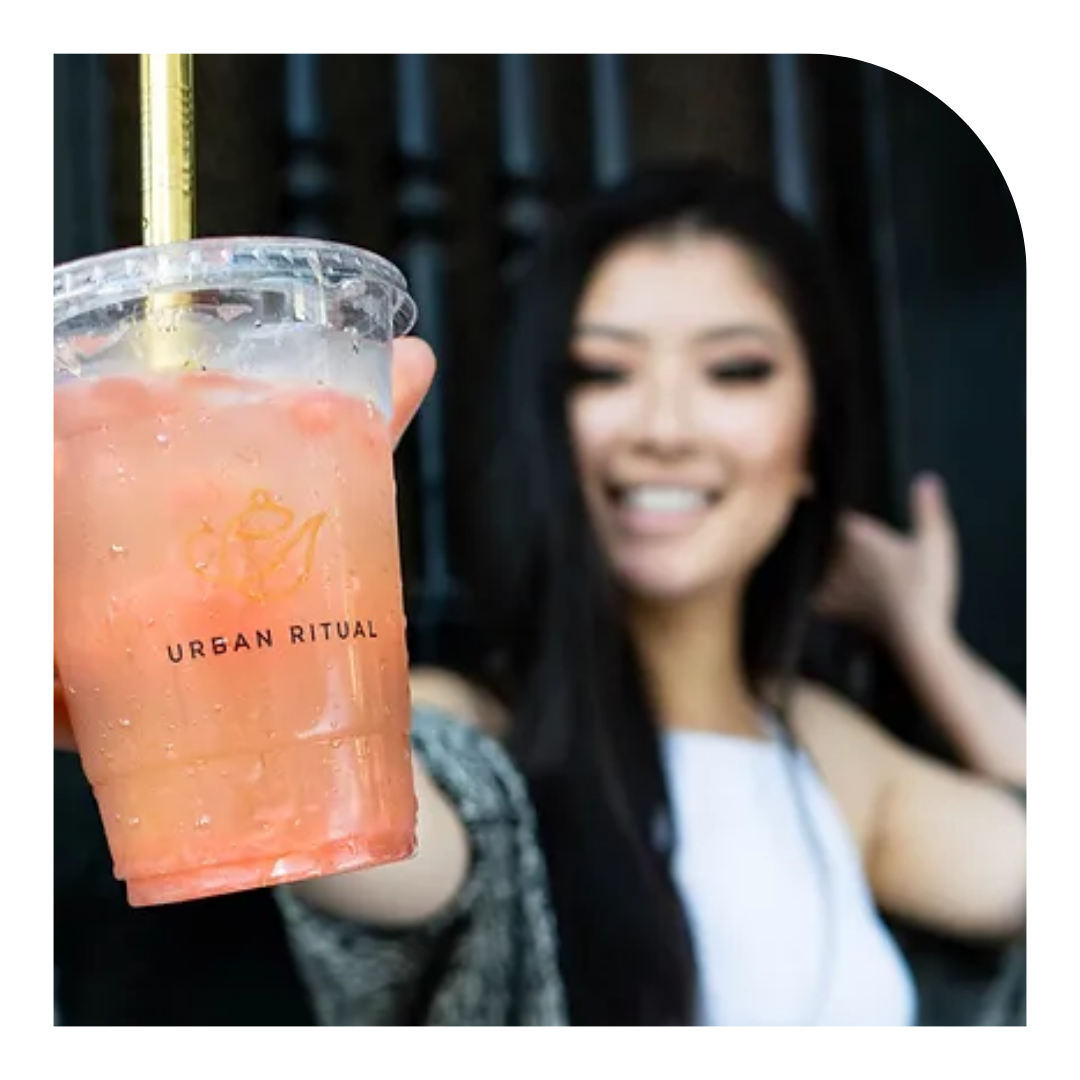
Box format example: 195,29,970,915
661,727,917,1026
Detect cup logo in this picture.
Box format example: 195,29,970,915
186,489,327,601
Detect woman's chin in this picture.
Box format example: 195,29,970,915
616,564,725,606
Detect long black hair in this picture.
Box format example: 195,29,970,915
467,161,864,1025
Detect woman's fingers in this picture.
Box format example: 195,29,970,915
389,337,437,448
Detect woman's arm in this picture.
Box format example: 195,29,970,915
817,472,1025,786
810,475,1025,938
287,756,470,927
889,625,1025,787
276,700,567,1026
285,668,506,928
795,683,1026,941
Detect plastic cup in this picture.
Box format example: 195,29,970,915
54,238,419,906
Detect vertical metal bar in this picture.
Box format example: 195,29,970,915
397,54,437,162
394,55,452,659
767,54,820,227
589,54,630,188
861,63,910,524
282,54,336,238
286,54,324,141
54,54,111,263
499,54,542,179
497,55,548,278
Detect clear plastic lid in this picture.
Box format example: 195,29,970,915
53,236,417,338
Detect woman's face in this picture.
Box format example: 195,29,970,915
567,232,815,603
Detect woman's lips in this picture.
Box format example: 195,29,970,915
608,484,720,538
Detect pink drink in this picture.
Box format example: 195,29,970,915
54,238,419,906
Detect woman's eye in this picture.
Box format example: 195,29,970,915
706,358,776,384
567,361,630,387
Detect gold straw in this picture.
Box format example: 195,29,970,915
139,54,196,370
140,54,196,245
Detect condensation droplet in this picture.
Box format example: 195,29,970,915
118,717,132,728
110,543,127,556
195,814,211,829
156,432,170,447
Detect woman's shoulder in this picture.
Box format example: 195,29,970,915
786,678,894,756
762,676,891,761
783,679,899,850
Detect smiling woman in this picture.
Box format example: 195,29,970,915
249,163,1026,1026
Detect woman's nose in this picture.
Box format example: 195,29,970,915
632,373,696,457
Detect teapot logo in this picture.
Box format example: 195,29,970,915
186,489,328,601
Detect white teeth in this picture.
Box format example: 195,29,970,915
621,486,709,513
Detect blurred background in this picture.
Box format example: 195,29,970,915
54,53,1025,1025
